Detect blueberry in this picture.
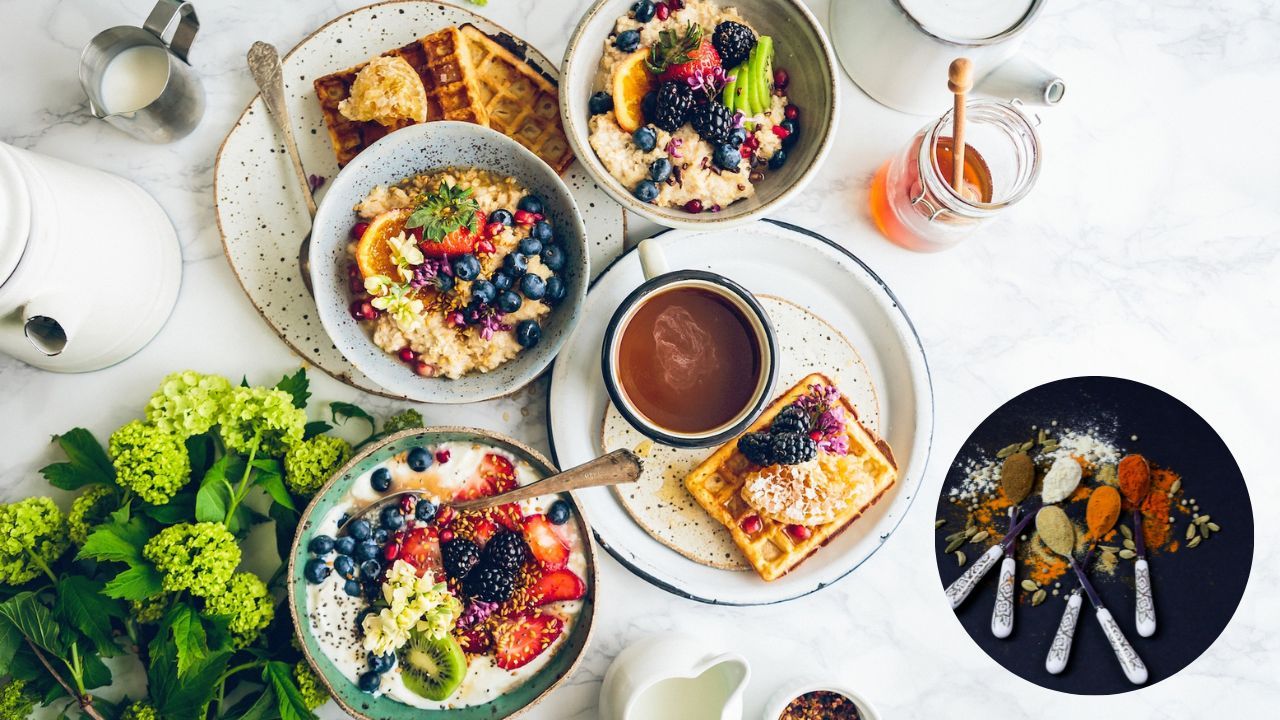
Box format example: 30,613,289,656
491,270,514,291
632,126,657,152
531,220,554,243
548,499,572,525
779,119,798,147
649,157,672,183
633,179,660,203
502,252,528,277
303,558,331,584
360,559,382,580
363,580,381,599
614,29,641,53
435,273,456,293
368,652,396,674
347,518,372,541
641,91,658,121
335,536,356,556
490,208,514,226
520,273,547,301
540,245,566,272
337,513,350,527
308,535,335,555
544,276,567,305
355,540,380,562
407,446,432,471
415,500,438,522
452,253,481,281
343,579,363,597
471,279,497,305
713,144,741,171
728,127,748,146
768,148,788,170
380,505,405,530
357,670,382,693
333,554,356,579
632,0,656,22
588,91,614,115
516,320,542,348
373,527,389,544
517,195,544,215
496,290,523,314
370,467,392,493
518,236,544,256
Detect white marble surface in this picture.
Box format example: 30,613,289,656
2,0,1278,717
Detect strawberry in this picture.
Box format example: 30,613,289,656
399,527,443,576
471,519,499,547
417,210,488,257
458,628,492,654
454,452,518,501
527,568,585,606
648,23,721,84
493,611,564,670
522,514,570,569
492,503,525,533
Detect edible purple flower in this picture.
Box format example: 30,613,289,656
408,257,451,290
731,110,745,128
474,304,510,340
793,384,850,455
685,67,732,98
665,137,684,159
308,174,326,192
456,600,498,629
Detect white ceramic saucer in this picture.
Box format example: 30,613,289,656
547,220,933,605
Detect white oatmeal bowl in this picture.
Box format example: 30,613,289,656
561,0,839,229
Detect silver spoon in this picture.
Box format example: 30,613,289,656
246,41,317,294
339,450,642,531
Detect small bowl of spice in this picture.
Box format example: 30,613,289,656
763,678,880,720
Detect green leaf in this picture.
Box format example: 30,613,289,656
252,458,295,511
141,491,196,524
275,368,311,409
163,604,209,677
102,564,164,600
330,401,377,444
78,517,151,565
54,577,124,658
241,376,251,388
0,618,22,674
150,640,231,719
265,660,318,720
186,433,216,478
79,648,113,690
40,427,114,490
268,503,301,573
224,689,279,720
0,592,66,656
302,420,332,439
195,454,242,523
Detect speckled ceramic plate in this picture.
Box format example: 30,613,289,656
214,0,625,398
288,427,596,719
547,220,934,605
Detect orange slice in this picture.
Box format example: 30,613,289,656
355,208,413,280
611,51,654,133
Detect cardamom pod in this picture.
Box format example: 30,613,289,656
1119,549,1137,559
971,531,990,544
945,530,969,542
935,519,946,529
1021,580,1040,592
956,551,967,566
1200,524,1211,539
1188,535,1202,548
996,443,1023,459
1186,523,1197,541
1119,524,1133,540
945,536,966,554
1208,522,1221,532
1099,545,1120,553
1198,514,1212,525
1018,440,1034,452
1037,429,1047,444
1032,589,1047,606
1171,479,1182,494
964,525,978,538
1123,539,1136,551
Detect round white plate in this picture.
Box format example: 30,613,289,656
214,0,625,398
547,220,933,605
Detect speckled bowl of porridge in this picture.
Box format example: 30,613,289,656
561,0,838,229
310,122,589,403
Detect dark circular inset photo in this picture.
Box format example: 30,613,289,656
934,376,1253,694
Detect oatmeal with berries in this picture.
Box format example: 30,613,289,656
345,168,572,379
586,0,799,212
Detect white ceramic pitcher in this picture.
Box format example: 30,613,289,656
0,142,181,372
600,634,751,720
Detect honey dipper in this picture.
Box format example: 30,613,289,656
948,58,973,194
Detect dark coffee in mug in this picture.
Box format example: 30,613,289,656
616,285,762,434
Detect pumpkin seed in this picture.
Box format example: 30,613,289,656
971,531,990,544
1021,580,1040,592
1032,589,1047,606
1123,539,1136,551
1119,549,1137,560
996,442,1023,459
955,551,967,566
1171,478,1182,494
935,519,946,529
1119,524,1133,540
1186,523,1197,541
944,536,967,553
1208,522,1221,532
1188,535,1202,549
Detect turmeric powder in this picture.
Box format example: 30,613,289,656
1087,486,1121,541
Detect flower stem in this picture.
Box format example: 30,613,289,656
23,639,106,720
223,431,262,525
24,548,58,584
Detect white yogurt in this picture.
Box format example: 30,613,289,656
897,0,1034,42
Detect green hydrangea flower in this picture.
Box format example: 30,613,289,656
143,522,240,598
283,435,352,495
219,386,306,457
0,679,36,719
121,700,159,720
201,571,274,648
146,371,233,437
382,409,424,435
0,497,69,586
67,484,117,545
130,594,169,625
109,420,191,505
294,659,330,711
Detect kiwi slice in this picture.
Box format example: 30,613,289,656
398,631,467,701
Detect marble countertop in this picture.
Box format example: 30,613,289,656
2,0,1277,717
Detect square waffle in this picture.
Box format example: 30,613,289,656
458,24,574,174
684,373,899,582
313,27,488,167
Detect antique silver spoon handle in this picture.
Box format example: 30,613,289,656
246,41,316,217
1046,589,1083,674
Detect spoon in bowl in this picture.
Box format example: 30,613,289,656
991,452,1034,638
1118,454,1157,637
246,41,318,294
1046,485,1120,674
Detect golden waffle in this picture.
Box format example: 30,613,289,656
458,24,574,174
684,373,899,582
313,27,488,167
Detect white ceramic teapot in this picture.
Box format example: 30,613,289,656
0,142,181,372
600,634,751,720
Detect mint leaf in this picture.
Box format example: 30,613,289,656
0,592,66,656
163,604,209,677
40,427,114,490
275,368,311,409
265,660,318,720
224,689,277,720
54,577,124,658
103,564,164,600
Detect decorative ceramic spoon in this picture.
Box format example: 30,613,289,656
1048,487,1119,674
991,452,1033,638
1119,454,1157,637
945,506,1037,610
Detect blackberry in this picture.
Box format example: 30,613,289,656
482,531,528,571
690,101,735,145
712,21,756,70
770,405,811,435
769,432,818,466
651,81,695,132
442,538,481,580
464,564,516,603
738,432,774,466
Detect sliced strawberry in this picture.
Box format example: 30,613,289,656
492,503,525,532
522,514,570,569
417,211,487,257
454,474,496,502
457,627,492,654
658,39,722,83
527,568,585,606
399,527,443,576
493,611,564,670
471,519,499,547
481,453,517,491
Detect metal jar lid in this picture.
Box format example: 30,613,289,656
0,143,32,287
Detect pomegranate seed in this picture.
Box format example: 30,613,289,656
393,530,407,543
350,222,369,239
440,529,455,543
400,495,418,514
668,0,684,9
435,449,451,464
514,209,537,226
398,347,417,363
656,3,670,19
484,222,504,237
425,526,439,540
739,145,752,159
739,514,762,534
771,124,791,140
809,430,822,441
347,262,360,278
774,68,789,89
476,239,496,255
383,543,401,560
436,505,455,525
412,360,435,377
349,276,366,294
683,199,704,213
784,105,799,120
786,524,812,541
349,300,375,320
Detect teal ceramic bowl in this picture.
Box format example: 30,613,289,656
287,427,597,719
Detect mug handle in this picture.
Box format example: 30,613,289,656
637,238,668,280
144,0,200,63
